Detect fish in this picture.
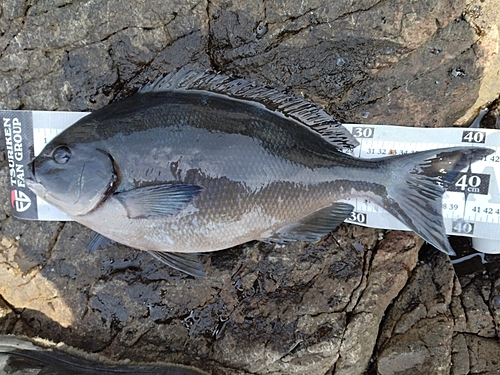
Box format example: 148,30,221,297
26,70,493,277
0,335,209,374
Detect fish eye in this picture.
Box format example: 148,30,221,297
52,145,72,164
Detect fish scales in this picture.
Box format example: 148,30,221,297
78,92,382,252
26,70,494,276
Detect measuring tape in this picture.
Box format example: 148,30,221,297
2,110,499,253
340,124,500,253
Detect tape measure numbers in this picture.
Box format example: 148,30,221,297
342,124,500,252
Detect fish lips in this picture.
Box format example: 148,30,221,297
25,160,46,197
25,178,47,197
25,159,55,207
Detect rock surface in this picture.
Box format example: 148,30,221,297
373,244,500,375
1,0,500,374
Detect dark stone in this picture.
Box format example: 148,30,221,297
1,0,499,374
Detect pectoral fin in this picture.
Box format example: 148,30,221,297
147,250,205,278
115,184,203,219
87,232,115,254
266,202,354,243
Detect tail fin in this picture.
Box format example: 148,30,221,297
381,147,493,256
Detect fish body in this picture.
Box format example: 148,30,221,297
67,91,384,252
27,71,492,276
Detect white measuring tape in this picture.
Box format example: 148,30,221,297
340,124,500,254
2,110,499,253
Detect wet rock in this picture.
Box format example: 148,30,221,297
456,0,500,125
483,100,500,130
0,217,424,374
375,250,456,374
335,230,422,374
1,0,500,374
459,276,496,337
0,297,16,333
374,242,500,375
458,334,500,374
205,0,483,128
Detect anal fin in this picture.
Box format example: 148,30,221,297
87,232,115,254
147,250,205,278
87,232,205,277
266,202,354,243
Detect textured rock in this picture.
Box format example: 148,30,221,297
375,244,500,375
457,0,500,125
1,0,500,374
376,250,456,374
0,297,16,333
335,231,422,374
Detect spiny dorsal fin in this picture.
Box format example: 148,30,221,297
139,70,359,150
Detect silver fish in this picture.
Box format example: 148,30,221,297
26,70,493,276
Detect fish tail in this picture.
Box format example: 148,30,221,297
379,147,493,255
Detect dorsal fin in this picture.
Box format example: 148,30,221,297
139,70,359,149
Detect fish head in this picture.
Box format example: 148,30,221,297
26,141,118,217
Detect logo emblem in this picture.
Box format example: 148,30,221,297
11,190,32,212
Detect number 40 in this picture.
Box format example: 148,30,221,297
452,220,474,234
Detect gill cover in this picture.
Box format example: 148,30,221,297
30,142,117,216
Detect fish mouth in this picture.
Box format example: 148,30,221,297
25,178,53,211
25,178,46,196
25,160,46,197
